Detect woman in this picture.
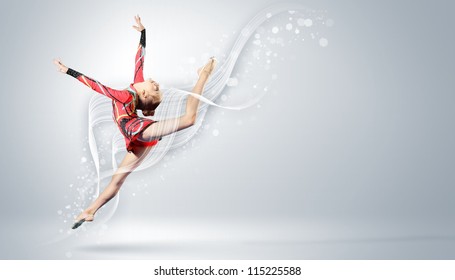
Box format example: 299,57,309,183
53,15,216,229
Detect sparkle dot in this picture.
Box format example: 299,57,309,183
254,33,260,39
266,13,272,18
212,129,220,136
304,19,313,27
227,77,238,87
81,157,87,163
297,18,305,26
221,95,228,101
319,38,329,47
286,23,293,30
272,27,279,34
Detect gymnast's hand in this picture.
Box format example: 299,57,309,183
53,59,68,74
132,14,145,32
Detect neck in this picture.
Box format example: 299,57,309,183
132,83,144,109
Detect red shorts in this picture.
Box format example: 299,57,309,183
120,117,160,153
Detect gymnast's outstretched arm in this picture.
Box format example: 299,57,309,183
53,59,131,103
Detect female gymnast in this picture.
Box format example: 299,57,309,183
53,15,216,229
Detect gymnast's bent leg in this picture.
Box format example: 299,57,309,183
139,58,217,141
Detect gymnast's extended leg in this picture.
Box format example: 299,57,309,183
72,146,151,229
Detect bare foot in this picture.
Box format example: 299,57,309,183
197,57,217,77
72,211,95,229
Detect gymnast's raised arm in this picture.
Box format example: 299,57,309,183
132,15,146,83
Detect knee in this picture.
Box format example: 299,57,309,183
188,114,196,126
184,113,196,127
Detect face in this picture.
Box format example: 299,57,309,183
146,78,160,92
141,79,161,117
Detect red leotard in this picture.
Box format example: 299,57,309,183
67,29,159,153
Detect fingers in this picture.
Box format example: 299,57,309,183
53,58,67,73
133,14,144,30
53,59,63,69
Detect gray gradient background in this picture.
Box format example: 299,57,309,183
0,0,454,259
